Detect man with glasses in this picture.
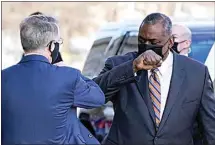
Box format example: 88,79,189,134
2,14,105,144
21,11,64,64
172,24,192,56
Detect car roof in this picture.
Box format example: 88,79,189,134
95,20,214,40
122,20,215,33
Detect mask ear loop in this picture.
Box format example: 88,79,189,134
48,41,55,52
162,36,174,58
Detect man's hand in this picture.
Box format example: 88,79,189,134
133,50,162,72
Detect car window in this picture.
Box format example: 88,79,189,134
118,32,138,55
105,36,125,57
189,33,215,63
82,37,112,78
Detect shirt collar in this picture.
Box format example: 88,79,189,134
157,51,173,76
19,54,50,64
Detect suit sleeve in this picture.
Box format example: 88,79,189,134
73,70,105,109
199,66,215,145
93,58,140,103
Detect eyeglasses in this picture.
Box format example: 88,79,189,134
176,40,187,44
58,38,63,45
46,38,63,47
173,35,188,44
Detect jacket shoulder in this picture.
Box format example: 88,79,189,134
52,66,82,83
2,64,19,78
54,65,80,74
179,55,206,71
177,55,207,80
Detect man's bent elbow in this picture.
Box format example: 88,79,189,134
92,90,105,107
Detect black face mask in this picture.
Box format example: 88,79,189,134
138,43,164,58
172,42,180,53
138,37,171,58
49,42,60,64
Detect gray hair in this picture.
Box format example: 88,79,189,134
140,13,172,36
20,15,59,52
29,11,58,23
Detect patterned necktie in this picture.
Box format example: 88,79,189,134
149,69,161,129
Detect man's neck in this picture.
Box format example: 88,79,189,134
24,52,42,56
162,50,170,62
24,51,50,62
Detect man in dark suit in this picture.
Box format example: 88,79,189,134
2,14,105,144
93,13,215,145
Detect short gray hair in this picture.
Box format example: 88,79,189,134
20,15,59,52
140,13,172,36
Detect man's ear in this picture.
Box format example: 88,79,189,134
185,40,191,47
45,46,51,56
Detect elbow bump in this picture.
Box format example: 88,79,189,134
93,91,105,107
100,93,105,105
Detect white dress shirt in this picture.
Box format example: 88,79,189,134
148,52,173,119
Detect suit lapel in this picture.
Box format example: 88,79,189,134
136,70,156,124
157,53,185,134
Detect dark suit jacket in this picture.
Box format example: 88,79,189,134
93,52,215,145
2,55,105,144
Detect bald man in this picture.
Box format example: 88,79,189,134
172,24,192,56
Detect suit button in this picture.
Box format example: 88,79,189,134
88,134,93,138
154,137,158,144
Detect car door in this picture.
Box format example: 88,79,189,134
189,26,215,88
82,37,112,78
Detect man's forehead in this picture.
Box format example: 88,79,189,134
172,26,183,36
139,23,166,39
172,30,187,41
172,25,191,36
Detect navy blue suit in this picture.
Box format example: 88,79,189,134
93,52,215,145
2,55,105,144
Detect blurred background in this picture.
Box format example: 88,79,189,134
2,2,214,70
2,1,215,142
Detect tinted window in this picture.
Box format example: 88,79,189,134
119,32,138,55
105,36,125,57
82,37,111,77
82,36,125,78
